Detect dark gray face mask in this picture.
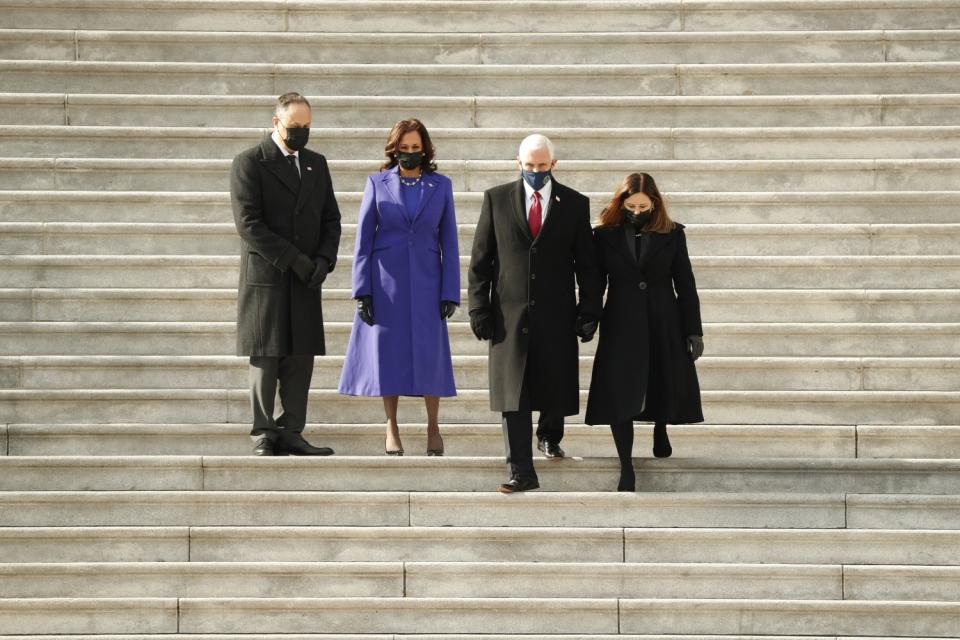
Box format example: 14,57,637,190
397,152,424,170
623,210,652,228
281,125,310,151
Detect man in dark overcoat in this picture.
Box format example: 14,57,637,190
468,134,602,492
230,92,341,456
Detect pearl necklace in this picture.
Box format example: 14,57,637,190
399,173,422,187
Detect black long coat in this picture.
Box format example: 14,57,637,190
468,179,602,415
585,222,704,425
230,135,342,356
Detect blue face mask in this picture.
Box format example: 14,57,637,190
521,169,552,191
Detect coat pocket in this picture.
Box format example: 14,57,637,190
245,252,282,287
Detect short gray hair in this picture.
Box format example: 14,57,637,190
518,134,555,160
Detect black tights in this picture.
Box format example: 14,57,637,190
610,421,670,491
610,420,637,491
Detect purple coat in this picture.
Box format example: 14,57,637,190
338,168,460,397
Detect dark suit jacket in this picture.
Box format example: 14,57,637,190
468,178,602,415
230,134,341,356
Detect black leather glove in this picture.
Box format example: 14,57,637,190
440,300,458,320
687,335,704,361
306,258,329,290
469,309,494,341
575,316,598,343
357,295,374,326
291,253,315,282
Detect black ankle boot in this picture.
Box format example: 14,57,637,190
653,423,672,458
618,466,636,492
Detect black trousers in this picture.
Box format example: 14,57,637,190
500,370,564,480
248,355,314,441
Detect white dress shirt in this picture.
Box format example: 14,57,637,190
522,176,553,223
272,130,300,176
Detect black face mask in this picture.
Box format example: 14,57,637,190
397,152,424,170
623,210,652,228
280,125,310,152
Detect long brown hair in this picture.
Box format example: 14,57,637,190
597,172,674,234
380,118,438,172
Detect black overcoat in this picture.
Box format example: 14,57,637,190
468,179,602,415
585,222,704,425
230,135,342,356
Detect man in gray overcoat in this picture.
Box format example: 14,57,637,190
230,92,341,456
468,134,602,492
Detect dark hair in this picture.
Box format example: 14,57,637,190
275,92,311,115
597,172,674,234
381,118,438,172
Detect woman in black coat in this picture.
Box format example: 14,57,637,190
585,172,704,491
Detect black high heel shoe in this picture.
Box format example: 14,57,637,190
653,423,672,458
385,437,404,456
617,467,636,492
426,434,444,457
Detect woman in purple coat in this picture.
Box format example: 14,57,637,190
338,119,460,456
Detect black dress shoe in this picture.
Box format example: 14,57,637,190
252,437,275,456
276,432,334,456
537,440,565,459
498,477,540,494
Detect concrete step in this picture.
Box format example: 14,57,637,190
16,93,960,129
848,494,960,529
7,157,960,192
4,61,960,97
4,28,960,65
0,561,404,598
2,387,958,425
0,321,957,359
0,490,846,528
3,423,862,459
13,125,960,161
0,635,861,640
4,221,960,257
0,525,625,564
2,456,960,494
5,0,960,32
0,560,862,600
5,189,960,225
2,596,958,636
3,353,956,392
3,254,959,289
628,527,960,565
6,525,959,565
7,288,960,325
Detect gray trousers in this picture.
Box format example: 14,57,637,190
248,355,314,440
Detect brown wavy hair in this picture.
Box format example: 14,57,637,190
380,118,438,173
596,172,674,234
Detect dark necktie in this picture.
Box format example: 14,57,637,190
286,154,299,180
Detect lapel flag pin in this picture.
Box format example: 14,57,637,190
306,166,313,171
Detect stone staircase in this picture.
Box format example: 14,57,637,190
1,0,960,636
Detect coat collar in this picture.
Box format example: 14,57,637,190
601,223,672,269
511,177,566,245
382,166,440,224
258,134,300,196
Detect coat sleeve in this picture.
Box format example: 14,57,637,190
593,230,609,304
467,189,497,313
230,152,300,271
314,156,342,272
672,226,703,336
439,179,461,304
573,197,603,321
351,175,378,299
